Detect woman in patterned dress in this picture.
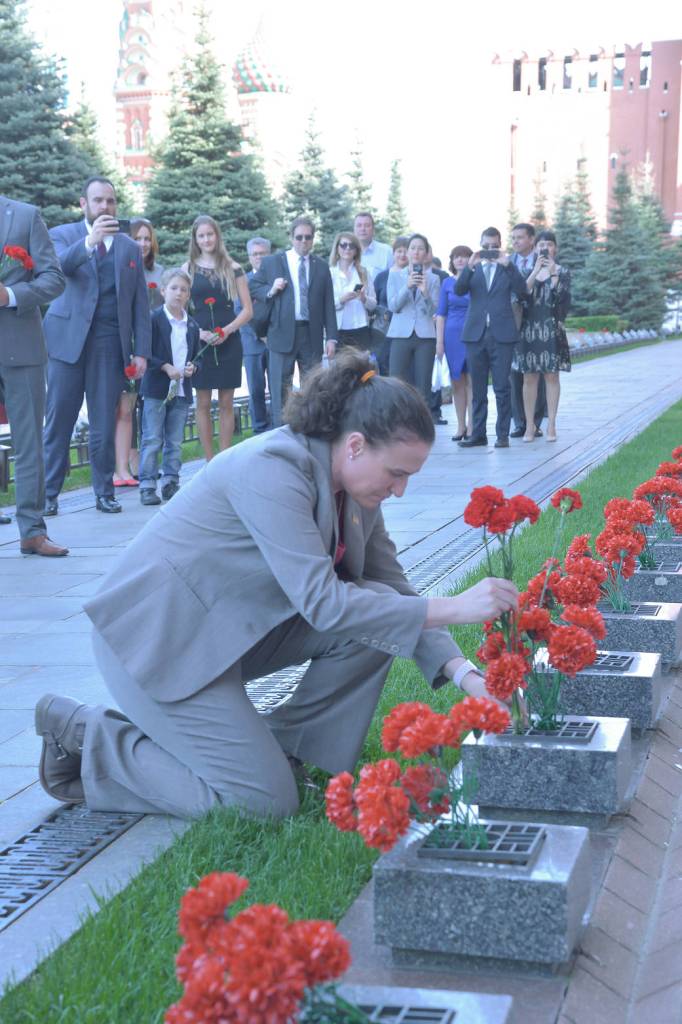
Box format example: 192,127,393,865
513,230,571,443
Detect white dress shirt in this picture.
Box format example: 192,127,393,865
164,305,189,397
330,264,377,330
285,249,310,321
360,239,393,281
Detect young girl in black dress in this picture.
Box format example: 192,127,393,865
183,216,253,460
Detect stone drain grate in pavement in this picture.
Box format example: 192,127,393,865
0,805,142,931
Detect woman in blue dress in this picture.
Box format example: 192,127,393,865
435,246,473,441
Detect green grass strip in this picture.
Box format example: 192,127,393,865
2,399,681,1022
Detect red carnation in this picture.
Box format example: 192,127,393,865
204,297,217,305
561,604,606,640
214,326,225,338
486,501,517,534
123,364,137,380
401,764,450,815
382,701,434,752
288,920,351,986
518,606,552,641
148,281,158,289
508,494,541,525
448,696,511,738
485,651,529,701
463,485,505,528
178,871,249,946
547,625,597,675
672,446,682,460
3,244,34,270
354,761,411,851
325,772,356,832
477,629,507,664
669,507,682,534
656,461,682,478
553,572,602,608
551,487,583,512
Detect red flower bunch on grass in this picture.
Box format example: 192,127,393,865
166,872,363,1024
328,698,510,853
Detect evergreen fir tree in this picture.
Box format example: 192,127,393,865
530,170,547,230
64,94,135,213
632,163,682,304
380,159,409,242
280,115,352,256
0,0,99,225
554,161,598,313
145,6,282,265
580,164,666,328
346,140,375,216
506,200,521,248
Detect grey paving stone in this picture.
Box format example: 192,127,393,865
0,634,95,665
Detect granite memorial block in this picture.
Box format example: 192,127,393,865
601,601,682,666
374,821,591,968
460,715,631,819
535,649,664,730
624,561,682,603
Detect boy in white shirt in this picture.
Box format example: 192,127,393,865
138,268,202,505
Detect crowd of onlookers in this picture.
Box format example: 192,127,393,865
0,175,572,556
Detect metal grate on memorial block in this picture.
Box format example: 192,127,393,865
502,718,598,744
357,1006,456,1023
590,653,635,672
654,560,682,572
417,821,545,868
0,805,142,931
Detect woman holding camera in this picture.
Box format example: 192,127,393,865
329,231,376,351
387,233,441,406
513,230,571,443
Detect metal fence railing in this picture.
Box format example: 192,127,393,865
0,396,255,492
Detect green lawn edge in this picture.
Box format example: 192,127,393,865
1,400,681,1023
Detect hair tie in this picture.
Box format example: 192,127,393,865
360,369,376,384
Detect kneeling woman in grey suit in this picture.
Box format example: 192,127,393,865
35,350,518,820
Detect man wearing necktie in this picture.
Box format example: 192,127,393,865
249,216,337,427
455,227,527,448
510,223,546,438
42,177,151,515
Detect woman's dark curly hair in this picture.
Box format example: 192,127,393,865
284,350,435,446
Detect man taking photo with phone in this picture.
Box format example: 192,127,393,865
42,177,151,515
454,227,527,449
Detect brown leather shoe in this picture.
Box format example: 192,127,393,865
20,534,69,557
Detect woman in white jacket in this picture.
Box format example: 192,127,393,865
329,231,376,351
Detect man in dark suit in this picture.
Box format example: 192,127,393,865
0,195,67,555
240,237,272,433
249,216,337,426
42,177,151,514
455,227,527,448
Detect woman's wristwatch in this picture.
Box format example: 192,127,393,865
450,659,482,689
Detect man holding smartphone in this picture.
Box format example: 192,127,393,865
455,227,527,448
42,177,151,514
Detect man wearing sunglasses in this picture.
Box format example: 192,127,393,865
249,216,337,426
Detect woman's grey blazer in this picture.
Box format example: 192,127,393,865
386,268,440,338
84,427,461,701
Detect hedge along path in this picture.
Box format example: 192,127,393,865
2,400,681,1024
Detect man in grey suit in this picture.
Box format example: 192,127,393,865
249,216,337,427
0,195,68,556
42,177,151,514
